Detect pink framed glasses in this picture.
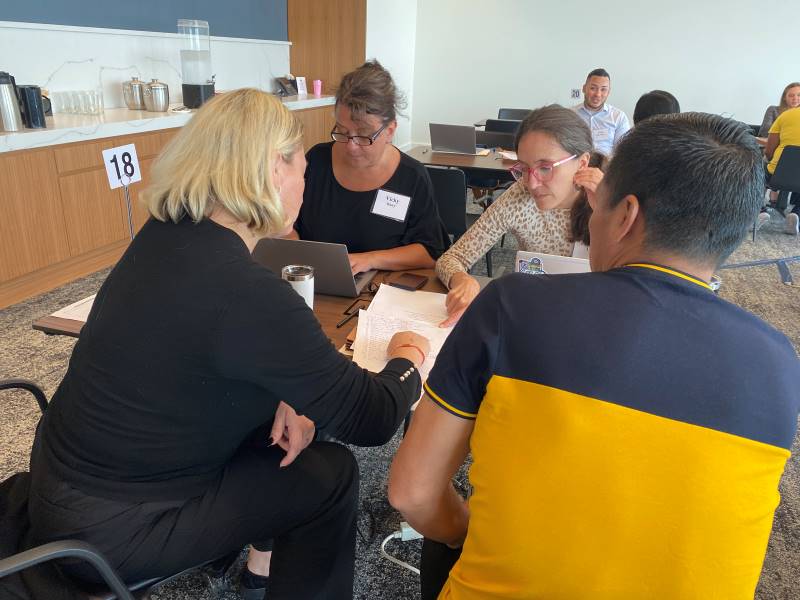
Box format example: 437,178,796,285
509,154,577,183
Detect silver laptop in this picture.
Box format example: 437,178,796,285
429,123,480,155
514,251,590,275
253,238,377,298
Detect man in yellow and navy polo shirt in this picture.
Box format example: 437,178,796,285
388,113,800,600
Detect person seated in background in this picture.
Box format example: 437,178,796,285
389,113,800,600
572,68,631,155
435,105,604,327
758,82,800,138
633,89,681,124
294,60,450,274
765,101,800,235
25,89,431,600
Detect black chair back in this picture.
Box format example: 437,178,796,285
485,118,521,134
476,130,515,150
497,108,531,120
770,145,800,194
426,166,467,241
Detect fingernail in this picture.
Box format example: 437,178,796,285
269,436,275,446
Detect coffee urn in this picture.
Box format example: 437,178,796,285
178,19,215,108
0,71,23,132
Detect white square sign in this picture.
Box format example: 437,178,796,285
102,143,142,189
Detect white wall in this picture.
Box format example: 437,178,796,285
0,21,289,109
366,0,418,149
409,0,798,144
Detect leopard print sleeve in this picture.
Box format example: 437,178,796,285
435,183,528,288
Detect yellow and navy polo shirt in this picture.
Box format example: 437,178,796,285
425,264,800,600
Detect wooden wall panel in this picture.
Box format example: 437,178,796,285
0,149,70,282
288,0,366,96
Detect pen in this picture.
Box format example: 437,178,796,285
336,310,359,328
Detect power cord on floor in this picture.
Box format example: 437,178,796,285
380,531,420,575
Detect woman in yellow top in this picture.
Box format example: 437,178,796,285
765,106,800,235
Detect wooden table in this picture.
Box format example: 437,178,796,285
405,145,516,180
32,269,446,349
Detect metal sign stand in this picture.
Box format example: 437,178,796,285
122,182,134,241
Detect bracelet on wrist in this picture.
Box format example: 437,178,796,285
396,343,426,365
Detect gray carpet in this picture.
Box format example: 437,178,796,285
1,205,799,599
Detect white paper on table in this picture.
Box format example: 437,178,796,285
352,310,451,380
51,294,96,322
367,284,449,326
498,150,518,161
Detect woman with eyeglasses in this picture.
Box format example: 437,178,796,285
436,105,605,326
293,60,450,274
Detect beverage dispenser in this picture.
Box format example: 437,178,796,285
178,19,215,108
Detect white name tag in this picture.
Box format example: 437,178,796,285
592,128,610,142
371,189,411,222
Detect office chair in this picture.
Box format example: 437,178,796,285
768,145,800,212
485,119,521,134
0,379,226,600
497,108,531,121
476,130,515,150
426,166,468,242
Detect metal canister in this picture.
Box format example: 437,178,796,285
281,265,314,309
143,79,169,112
122,76,145,110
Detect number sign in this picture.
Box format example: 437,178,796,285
102,144,142,189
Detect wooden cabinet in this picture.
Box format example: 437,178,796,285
128,157,154,233
0,105,334,309
0,149,70,282
58,170,127,256
294,107,335,151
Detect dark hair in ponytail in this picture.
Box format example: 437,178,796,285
569,151,606,246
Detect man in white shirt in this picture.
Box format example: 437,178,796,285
572,68,631,155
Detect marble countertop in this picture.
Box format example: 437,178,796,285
0,94,335,153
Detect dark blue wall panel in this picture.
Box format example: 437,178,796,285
1,0,287,41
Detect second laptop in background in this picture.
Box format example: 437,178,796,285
429,123,487,155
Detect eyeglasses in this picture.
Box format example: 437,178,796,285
509,154,577,183
330,123,388,146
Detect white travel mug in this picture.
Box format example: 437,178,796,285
281,265,314,309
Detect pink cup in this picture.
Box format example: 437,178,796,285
312,79,322,97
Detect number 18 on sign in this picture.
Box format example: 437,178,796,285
102,143,142,240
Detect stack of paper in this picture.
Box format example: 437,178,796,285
352,284,452,380
52,294,96,322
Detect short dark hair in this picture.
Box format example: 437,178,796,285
514,104,606,245
586,68,610,81
335,59,406,123
603,112,764,266
633,90,681,124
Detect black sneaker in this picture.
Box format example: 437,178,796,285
239,566,270,600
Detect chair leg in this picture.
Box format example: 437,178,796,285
500,234,506,248
485,249,493,278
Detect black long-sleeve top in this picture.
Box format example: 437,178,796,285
35,217,420,502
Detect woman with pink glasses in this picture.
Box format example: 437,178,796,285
435,104,605,326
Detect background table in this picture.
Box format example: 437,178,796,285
405,145,515,182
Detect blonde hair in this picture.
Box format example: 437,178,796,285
144,88,303,236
